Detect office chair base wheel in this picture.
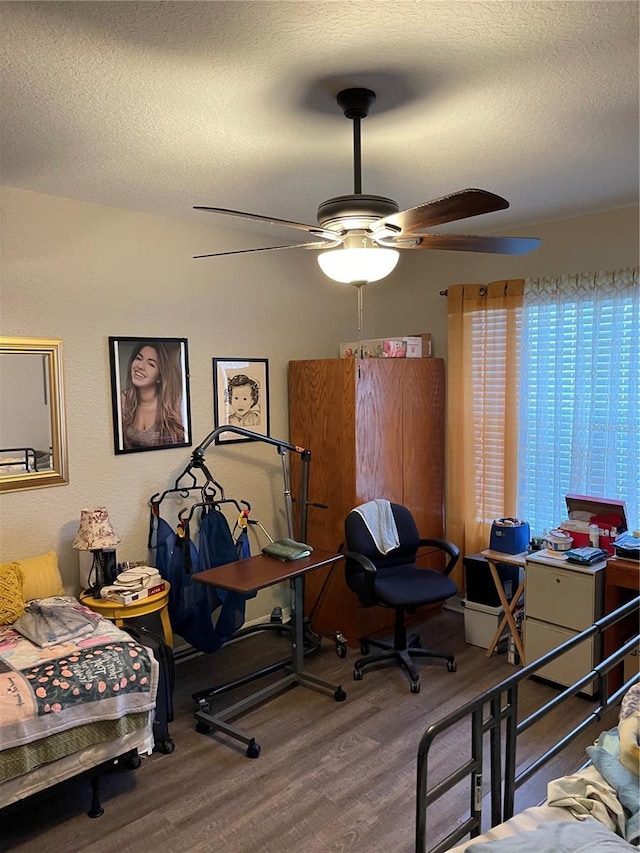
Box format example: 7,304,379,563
336,640,347,658
334,686,347,702
360,641,370,655
410,680,421,694
447,661,457,673
246,741,261,759
353,667,364,681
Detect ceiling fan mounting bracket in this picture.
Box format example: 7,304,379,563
337,88,376,120
317,194,399,231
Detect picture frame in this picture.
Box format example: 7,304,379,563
109,336,192,454
212,358,270,444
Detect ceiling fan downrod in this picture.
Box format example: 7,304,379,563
337,88,376,195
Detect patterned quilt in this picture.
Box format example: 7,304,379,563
0,597,159,750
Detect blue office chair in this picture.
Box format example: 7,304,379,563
344,502,460,693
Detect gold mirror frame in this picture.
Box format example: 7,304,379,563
0,337,69,493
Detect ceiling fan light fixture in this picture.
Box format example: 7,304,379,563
317,244,399,284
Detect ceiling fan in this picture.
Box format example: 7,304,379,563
194,88,540,282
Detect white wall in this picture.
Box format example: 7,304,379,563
1,185,637,622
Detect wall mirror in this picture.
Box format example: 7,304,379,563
0,337,69,493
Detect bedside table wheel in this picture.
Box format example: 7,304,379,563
155,737,175,754
120,751,142,770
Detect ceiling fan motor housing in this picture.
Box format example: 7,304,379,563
317,194,399,232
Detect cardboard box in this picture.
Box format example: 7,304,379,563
100,580,166,605
412,332,433,357
340,339,407,358
463,599,506,649
402,336,422,358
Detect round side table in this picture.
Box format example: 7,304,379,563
79,583,173,647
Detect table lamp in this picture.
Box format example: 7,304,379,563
72,506,121,595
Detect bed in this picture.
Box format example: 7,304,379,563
416,594,640,852
0,446,51,475
0,584,159,817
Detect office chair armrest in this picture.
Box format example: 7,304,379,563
418,538,461,576
343,550,378,602
343,551,378,574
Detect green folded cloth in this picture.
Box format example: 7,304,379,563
262,538,313,561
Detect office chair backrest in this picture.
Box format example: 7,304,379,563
344,503,421,604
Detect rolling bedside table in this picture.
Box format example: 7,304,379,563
79,583,173,647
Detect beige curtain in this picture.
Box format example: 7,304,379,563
445,280,524,588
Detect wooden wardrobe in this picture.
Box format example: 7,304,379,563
288,357,445,646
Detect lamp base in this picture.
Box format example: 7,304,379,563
80,549,117,597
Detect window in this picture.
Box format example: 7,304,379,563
518,268,639,536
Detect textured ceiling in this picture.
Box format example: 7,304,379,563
1,1,638,246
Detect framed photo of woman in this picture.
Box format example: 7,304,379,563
213,358,270,444
109,337,192,454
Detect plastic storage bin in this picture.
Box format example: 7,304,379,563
463,599,506,649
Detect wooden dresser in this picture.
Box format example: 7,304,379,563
288,357,445,646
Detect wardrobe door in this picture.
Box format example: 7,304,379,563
402,358,444,538
288,360,355,641
354,360,404,506
288,358,356,551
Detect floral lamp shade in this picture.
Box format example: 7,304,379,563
72,507,121,551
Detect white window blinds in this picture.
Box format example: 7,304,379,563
518,268,639,536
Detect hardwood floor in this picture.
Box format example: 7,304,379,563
0,609,613,853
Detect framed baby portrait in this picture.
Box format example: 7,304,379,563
212,357,270,444
109,336,192,454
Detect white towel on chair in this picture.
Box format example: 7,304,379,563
353,499,400,555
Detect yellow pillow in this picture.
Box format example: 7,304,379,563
18,551,65,601
0,561,26,623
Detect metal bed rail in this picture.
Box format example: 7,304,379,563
415,595,640,853
0,446,39,471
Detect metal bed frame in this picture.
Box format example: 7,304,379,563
415,594,640,853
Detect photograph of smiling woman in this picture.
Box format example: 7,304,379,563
109,337,192,454
121,341,185,449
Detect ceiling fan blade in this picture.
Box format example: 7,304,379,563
373,189,509,235
194,206,340,241
194,240,339,259
393,233,541,255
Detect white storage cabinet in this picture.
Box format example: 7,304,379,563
524,552,605,695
